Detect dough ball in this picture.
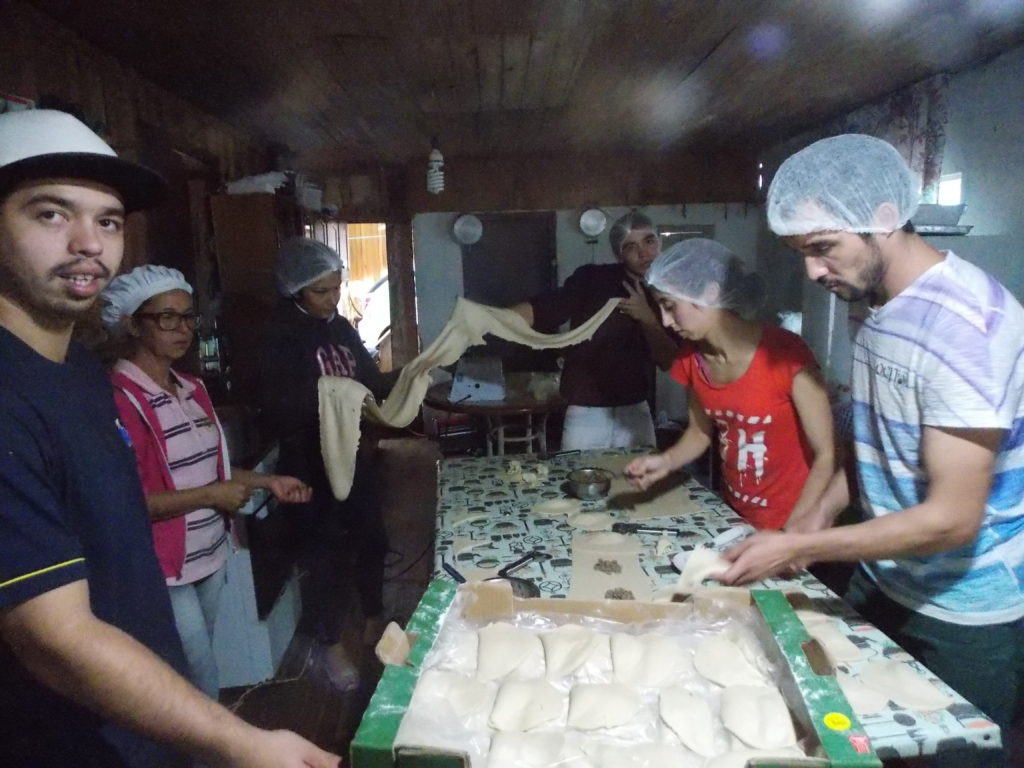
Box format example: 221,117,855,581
412,669,496,721
477,622,544,682
487,732,564,768
694,633,767,687
720,685,797,750
489,679,565,732
660,686,719,757
540,624,604,680
612,633,692,688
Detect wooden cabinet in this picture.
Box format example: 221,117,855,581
210,193,302,400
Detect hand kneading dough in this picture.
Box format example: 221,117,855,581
487,732,564,768
694,633,767,687
540,624,605,680
836,669,890,716
858,659,953,712
675,547,730,589
413,669,495,720
611,633,692,688
567,683,642,730
489,679,564,732
660,687,718,757
720,685,797,749
477,622,544,682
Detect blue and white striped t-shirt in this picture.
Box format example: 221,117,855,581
854,252,1024,625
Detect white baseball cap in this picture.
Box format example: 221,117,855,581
0,109,166,212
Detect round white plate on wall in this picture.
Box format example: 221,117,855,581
579,208,607,237
452,213,483,245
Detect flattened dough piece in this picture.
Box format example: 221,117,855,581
489,679,564,732
858,659,953,712
532,498,581,517
487,732,564,768
836,669,890,717
720,685,797,749
660,687,718,757
477,622,544,682
540,624,604,680
611,633,692,688
568,683,642,730
675,548,730,589
795,610,862,666
569,511,616,531
413,669,496,720
694,633,767,687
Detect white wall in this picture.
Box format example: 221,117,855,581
412,203,763,420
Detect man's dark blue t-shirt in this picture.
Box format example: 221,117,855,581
0,328,187,766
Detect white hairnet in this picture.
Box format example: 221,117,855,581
766,134,920,236
100,265,192,329
646,238,764,315
275,237,342,296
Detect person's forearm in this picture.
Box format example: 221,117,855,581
792,497,980,564
2,584,256,764
785,453,836,528
146,487,221,521
230,468,264,489
785,466,850,531
661,426,711,473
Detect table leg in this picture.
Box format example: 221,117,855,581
538,413,548,455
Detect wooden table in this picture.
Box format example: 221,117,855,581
432,448,1001,762
424,374,565,457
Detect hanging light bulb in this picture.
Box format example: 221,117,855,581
426,136,444,195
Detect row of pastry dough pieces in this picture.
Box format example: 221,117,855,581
319,297,621,500
475,622,773,688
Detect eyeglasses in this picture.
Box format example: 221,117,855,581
135,311,203,331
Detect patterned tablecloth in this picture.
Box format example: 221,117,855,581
432,449,1001,760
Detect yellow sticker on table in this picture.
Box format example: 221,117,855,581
823,712,852,731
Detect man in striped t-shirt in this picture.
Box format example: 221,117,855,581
721,134,1023,766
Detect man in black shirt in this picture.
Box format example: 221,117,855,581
513,211,677,450
0,109,340,766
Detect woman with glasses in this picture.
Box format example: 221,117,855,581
100,265,312,699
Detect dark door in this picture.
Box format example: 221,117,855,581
461,212,558,371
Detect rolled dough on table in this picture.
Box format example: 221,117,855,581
858,659,953,711
532,498,582,517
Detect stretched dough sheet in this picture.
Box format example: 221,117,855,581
319,297,620,500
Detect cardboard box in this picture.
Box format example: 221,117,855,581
352,580,881,768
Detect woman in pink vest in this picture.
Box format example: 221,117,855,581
101,265,311,699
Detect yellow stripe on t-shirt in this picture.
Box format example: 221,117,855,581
0,558,85,589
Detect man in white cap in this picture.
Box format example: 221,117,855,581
0,109,341,766
721,134,1023,766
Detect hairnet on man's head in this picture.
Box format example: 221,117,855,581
275,237,342,297
609,211,655,258
646,238,765,316
766,134,920,236
100,265,192,329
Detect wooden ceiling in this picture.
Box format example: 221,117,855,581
24,0,1024,174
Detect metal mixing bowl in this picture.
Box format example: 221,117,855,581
567,467,613,500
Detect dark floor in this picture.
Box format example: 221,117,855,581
220,437,439,757
220,434,1024,767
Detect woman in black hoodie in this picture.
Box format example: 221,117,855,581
258,237,394,690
